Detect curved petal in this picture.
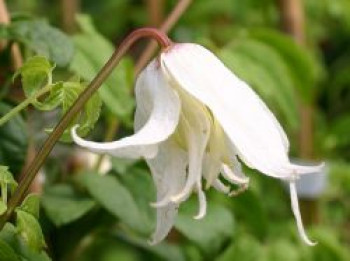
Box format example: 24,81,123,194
290,181,317,246
161,44,318,178
170,88,211,203
72,60,181,159
147,139,188,245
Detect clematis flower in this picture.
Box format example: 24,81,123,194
72,43,323,245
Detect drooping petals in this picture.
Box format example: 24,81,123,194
170,88,211,203
289,180,317,246
72,61,181,159
146,140,188,245
161,44,321,178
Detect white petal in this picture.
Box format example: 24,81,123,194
72,60,180,159
289,181,317,246
160,44,299,178
170,88,211,203
194,183,207,220
147,139,188,245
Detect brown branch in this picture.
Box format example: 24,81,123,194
135,0,192,74
278,0,313,159
146,0,165,27
61,0,80,34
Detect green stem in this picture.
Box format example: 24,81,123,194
0,85,52,126
0,28,172,229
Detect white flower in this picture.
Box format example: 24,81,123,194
72,43,323,245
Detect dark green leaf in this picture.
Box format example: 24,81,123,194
70,15,134,124
175,197,234,254
15,210,45,252
18,194,40,219
0,103,28,174
0,239,20,261
9,20,74,67
79,171,150,235
41,184,96,226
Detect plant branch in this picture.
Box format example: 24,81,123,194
0,84,52,126
135,0,192,74
0,28,172,229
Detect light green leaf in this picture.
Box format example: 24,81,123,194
9,20,74,67
70,15,134,124
219,39,299,130
79,171,150,235
15,210,45,252
0,239,20,261
18,194,40,219
175,197,234,254
0,165,17,189
41,184,96,226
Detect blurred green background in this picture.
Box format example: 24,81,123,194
0,0,350,260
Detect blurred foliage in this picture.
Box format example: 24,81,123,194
0,0,349,260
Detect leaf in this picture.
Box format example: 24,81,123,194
79,171,150,235
219,39,299,130
45,81,102,142
175,197,234,255
70,15,135,124
0,223,51,261
41,184,96,226
0,239,20,261
8,20,74,67
15,210,45,252
248,28,320,102
14,56,53,97
0,103,28,174
18,194,40,219
0,165,18,190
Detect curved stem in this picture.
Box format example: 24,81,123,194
0,27,172,229
0,85,52,126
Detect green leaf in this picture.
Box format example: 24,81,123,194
18,194,40,219
8,20,74,67
0,103,28,174
175,197,234,254
0,223,51,261
15,210,45,252
79,171,150,235
0,239,20,261
45,81,102,142
41,184,96,226
248,29,320,102
70,15,134,124
0,165,18,190
219,39,299,130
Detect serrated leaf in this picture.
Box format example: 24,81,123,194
219,39,299,130
0,103,28,175
8,20,74,67
18,194,40,219
0,239,20,261
15,210,45,252
70,15,134,124
45,81,102,142
41,184,96,226
79,171,150,235
175,197,234,255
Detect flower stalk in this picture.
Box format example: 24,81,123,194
0,27,172,229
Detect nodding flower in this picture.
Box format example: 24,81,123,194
72,43,323,245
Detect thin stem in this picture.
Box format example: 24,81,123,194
135,0,192,74
0,84,52,126
0,28,172,229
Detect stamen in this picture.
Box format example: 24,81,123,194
229,183,249,197
194,183,207,220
